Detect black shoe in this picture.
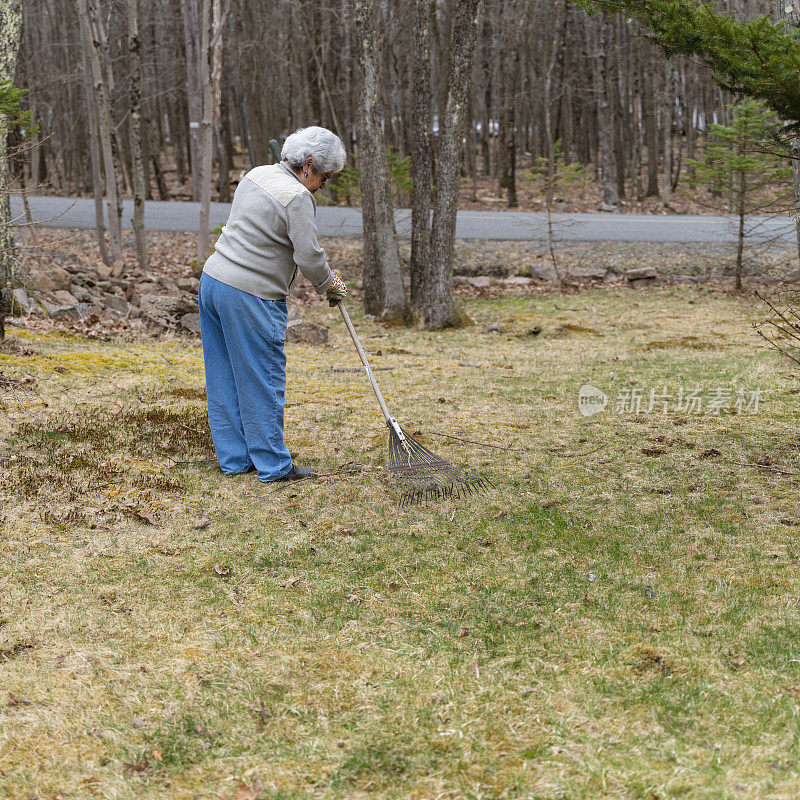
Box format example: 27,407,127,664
275,464,317,481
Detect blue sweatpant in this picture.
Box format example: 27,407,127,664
198,273,293,482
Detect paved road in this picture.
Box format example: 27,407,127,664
12,194,797,244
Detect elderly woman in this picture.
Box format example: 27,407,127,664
198,126,348,482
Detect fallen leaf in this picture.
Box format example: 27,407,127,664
347,594,363,604
729,654,747,668
283,576,302,589
126,506,159,526
234,777,263,800
213,563,230,576
151,748,162,762
782,685,800,698
7,693,31,706
193,517,211,530
698,448,721,459
478,538,493,547
491,510,507,519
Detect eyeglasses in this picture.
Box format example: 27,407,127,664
320,172,333,185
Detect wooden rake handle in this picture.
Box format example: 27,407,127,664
336,300,393,427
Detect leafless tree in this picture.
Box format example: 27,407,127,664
0,0,22,341
127,0,148,270
350,0,407,322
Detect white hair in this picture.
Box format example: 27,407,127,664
280,126,347,174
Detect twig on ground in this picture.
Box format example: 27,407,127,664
332,363,423,373
724,457,799,476
547,444,607,458
424,430,530,452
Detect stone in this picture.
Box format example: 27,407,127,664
53,289,79,306
101,292,130,314
10,288,34,315
137,294,196,316
94,262,112,277
51,303,90,321
127,282,159,304
453,275,469,286
625,266,658,282
482,324,504,333
501,276,534,286
156,276,181,295
571,267,608,281
598,202,619,212
176,276,200,292
70,283,94,302
137,294,197,328
285,320,329,345
783,269,800,283
32,263,72,294
179,312,202,334
467,276,493,288
529,262,558,282
32,297,60,317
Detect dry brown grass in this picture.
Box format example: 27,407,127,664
2,284,800,799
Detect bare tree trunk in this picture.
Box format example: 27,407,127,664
425,0,481,330
774,0,800,261
590,15,620,207
351,0,407,323
736,172,745,290
182,0,203,201
81,0,124,274
642,58,659,197
661,62,673,207
215,98,231,203
127,0,148,271
198,0,227,262
0,0,22,341
78,23,109,266
505,43,519,208
410,0,433,311
544,0,566,290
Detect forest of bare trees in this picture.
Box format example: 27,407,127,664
17,0,777,210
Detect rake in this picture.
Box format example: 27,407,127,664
336,300,491,506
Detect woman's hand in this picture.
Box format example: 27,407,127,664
326,272,348,306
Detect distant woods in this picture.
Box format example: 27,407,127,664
16,0,778,208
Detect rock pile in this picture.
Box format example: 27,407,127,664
12,260,203,333
11,257,334,343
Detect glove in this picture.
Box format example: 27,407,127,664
326,271,347,306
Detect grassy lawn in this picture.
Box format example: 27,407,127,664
2,284,800,799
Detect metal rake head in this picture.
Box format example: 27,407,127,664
387,421,491,506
